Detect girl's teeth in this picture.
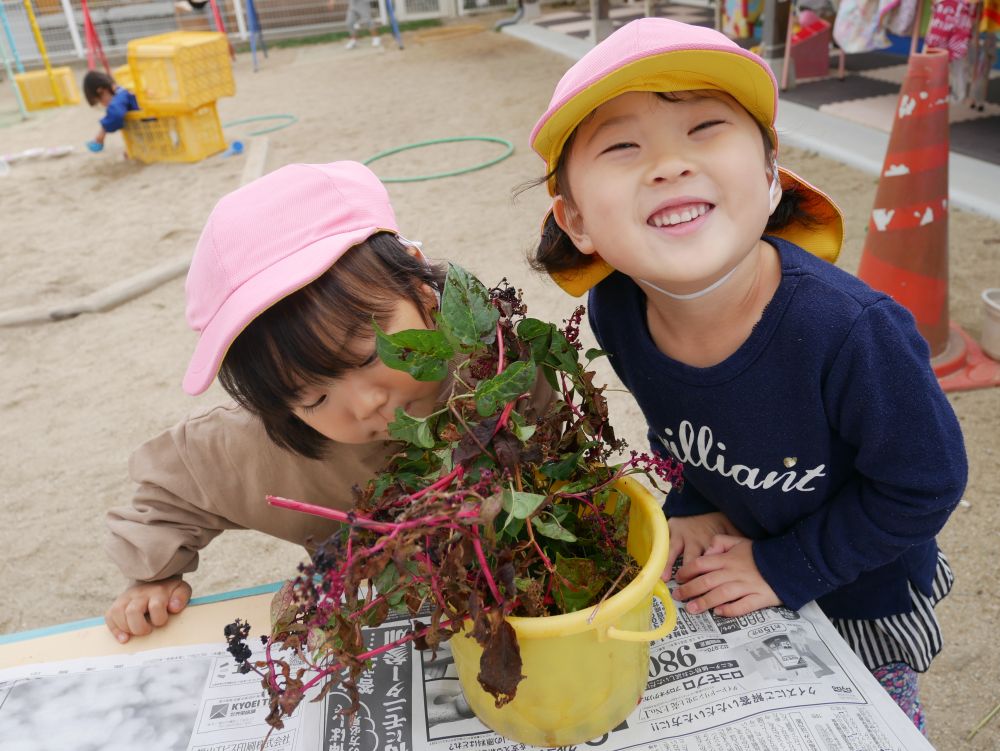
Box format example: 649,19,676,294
651,204,708,227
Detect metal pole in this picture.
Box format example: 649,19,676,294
0,1,24,73
0,22,28,118
22,0,64,106
58,0,83,58
759,0,792,86
230,0,248,41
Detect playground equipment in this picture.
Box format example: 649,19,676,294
363,136,514,183
857,48,1000,392
80,0,109,74
119,31,235,163
12,0,79,111
0,6,27,120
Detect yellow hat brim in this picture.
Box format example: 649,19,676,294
548,167,844,297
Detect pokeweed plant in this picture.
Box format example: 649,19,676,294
225,265,682,731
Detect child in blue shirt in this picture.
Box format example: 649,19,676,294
526,17,966,732
82,70,139,153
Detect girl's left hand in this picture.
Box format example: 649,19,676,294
672,535,781,618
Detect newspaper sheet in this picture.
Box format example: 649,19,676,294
0,595,935,751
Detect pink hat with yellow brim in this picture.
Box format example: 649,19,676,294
182,161,400,396
530,17,844,297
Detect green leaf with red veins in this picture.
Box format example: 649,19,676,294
374,323,453,381
440,263,499,348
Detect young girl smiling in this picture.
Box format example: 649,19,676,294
527,18,966,731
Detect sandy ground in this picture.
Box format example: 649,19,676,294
0,23,998,750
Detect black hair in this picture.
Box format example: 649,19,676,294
217,232,446,459
523,91,819,278
82,70,116,106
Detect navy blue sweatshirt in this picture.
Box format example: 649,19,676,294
99,87,139,133
588,237,967,620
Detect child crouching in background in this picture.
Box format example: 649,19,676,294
82,70,139,153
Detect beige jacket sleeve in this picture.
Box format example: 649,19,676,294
107,366,555,584
105,403,394,583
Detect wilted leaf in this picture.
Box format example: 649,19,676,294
477,618,524,707
270,581,298,630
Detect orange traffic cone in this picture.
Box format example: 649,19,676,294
857,48,1000,392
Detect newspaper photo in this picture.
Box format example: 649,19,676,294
0,591,936,751
0,642,304,751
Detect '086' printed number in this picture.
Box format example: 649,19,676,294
648,644,696,678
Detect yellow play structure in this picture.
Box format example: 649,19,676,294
120,31,236,163
12,0,80,110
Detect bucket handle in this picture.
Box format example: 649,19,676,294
606,580,678,643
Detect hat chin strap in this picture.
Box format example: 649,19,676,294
639,169,779,302
638,265,738,301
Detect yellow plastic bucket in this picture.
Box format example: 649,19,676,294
449,476,676,747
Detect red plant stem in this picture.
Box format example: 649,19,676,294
418,548,450,612
496,321,505,374
558,371,586,420
264,637,281,694
300,614,463,693
351,593,388,621
268,494,478,529
471,532,503,604
524,515,555,572
409,465,463,501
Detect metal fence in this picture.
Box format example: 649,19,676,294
0,0,518,69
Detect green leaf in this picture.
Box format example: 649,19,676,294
507,411,536,442
531,513,578,542
549,329,580,372
539,443,597,481
584,348,608,362
387,409,437,448
372,562,399,597
439,264,499,349
474,360,536,416
553,555,606,613
375,323,453,382
501,488,547,520
517,318,555,365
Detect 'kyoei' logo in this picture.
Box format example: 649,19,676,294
658,420,826,493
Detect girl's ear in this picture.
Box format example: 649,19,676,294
418,282,440,315
552,195,597,256
768,166,783,215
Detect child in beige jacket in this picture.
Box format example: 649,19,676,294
105,161,548,642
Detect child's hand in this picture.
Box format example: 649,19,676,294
664,512,742,575
85,140,104,153
672,536,780,618
104,577,192,643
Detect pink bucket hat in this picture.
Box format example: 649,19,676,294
530,17,844,297
182,161,399,395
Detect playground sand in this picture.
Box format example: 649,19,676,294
1,27,998,751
